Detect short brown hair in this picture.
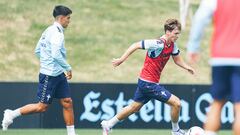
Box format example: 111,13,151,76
164,19,181,33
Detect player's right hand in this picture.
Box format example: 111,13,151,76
112,58,123,67
65,70,72,80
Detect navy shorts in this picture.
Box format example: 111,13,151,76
133,79,172,104
37,73,71,104
211,66,240,103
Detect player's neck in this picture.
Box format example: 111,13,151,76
161,35,172,45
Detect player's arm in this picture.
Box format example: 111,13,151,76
35,41,41,59
186,0,215,64
172,43,195,74
51,32,72,72
112,42,142,67
172,54,195,75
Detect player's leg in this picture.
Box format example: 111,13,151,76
144,81,184,135
102,101,143,124
1,102,48,131
136,79,184,135
231,66,240,135
166,94,181,123
115,101,143,121
204,100,225,135
166,94,185,135
20,102,48,114
204,66,230,135
101,79,146,135
233,103,240,135
2,73,53,131
56,73,76,135
60,98,76,135
60,98,74,125
101,101,143,135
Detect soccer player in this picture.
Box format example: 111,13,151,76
1,5,77,135
101,19,195,135
186,0,240,135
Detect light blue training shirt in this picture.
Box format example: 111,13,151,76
35,22,72,76
187,0,216,53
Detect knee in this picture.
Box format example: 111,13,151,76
172,97,181,110
132,108,140,113
130,105,141,113
61,98,73,109
36,103,48,112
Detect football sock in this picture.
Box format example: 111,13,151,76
12,108,21,119
171,122,180,131
66,125,76,135
108,116,120,128
205,130,217,135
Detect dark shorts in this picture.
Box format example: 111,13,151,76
211,66,240,103
37,73,70,104
133,79,172,104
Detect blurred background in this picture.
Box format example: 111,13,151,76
0,0,212,84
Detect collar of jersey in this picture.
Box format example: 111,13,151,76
53,22,64,32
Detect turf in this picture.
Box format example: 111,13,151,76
0,129,231,135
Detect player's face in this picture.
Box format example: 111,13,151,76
169,28,181,42
61,15,71,28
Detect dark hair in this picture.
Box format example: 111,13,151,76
53,5,72,18
164,19,181,33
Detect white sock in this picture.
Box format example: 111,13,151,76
12,108,21,119
66,125,76,135
108,116,120,128
171,122,180,131
205,130,217,135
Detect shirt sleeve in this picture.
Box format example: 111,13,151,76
172,43,180,56
141,39,164,50
35,41,41,59
187,0,216,53
51,32,72,71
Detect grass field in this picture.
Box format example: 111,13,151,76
0,129,231,135
0,0,213,84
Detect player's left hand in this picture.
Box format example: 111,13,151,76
187,67,195,75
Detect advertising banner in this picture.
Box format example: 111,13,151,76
0,83,234,129
43,83,233,129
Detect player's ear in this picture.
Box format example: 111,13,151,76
166,30,171,35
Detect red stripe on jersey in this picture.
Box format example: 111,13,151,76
140,38,174,83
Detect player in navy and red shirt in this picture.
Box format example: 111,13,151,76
140,38,180,83
101,19,195,135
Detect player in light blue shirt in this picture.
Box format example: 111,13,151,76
2,5,77,135
35,21,72,76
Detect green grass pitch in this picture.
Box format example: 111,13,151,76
0,129,231,135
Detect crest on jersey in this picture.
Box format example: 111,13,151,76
147,40,164,58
